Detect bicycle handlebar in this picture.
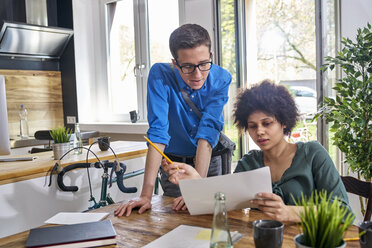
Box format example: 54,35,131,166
115,162,137,193
57,162,98,192
56,161,137,193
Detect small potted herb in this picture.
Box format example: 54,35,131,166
49,126,72,159
293,190,354,248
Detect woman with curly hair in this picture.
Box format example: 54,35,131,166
162,79,351,222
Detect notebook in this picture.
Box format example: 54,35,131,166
26,219,116,248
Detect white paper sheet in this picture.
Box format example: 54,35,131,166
142,225,244,248
44,212,110,225
179,166,272,215
142,225,208,248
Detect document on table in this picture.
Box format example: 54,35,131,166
142,225,244,248
45,212,110,225
179,166,272,215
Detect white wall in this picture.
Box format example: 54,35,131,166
73,0,106,123
340,0,372,224
341,0,372,40
0,156,146,238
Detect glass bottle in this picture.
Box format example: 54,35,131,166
19,104,29,139
210,192,233,248
73,123,83,154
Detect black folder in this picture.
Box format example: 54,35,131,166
26,219,116,248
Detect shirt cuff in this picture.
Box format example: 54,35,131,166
195,127,220,148
147,128,170,146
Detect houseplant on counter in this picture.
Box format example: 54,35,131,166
314,23,372,214
294,190,354,248
49,126,72,160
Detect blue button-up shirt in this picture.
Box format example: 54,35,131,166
147,63,232,156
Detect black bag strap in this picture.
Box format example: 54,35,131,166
169,63,202,119
169,64,235,161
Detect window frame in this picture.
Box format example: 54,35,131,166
73,0,158,126
228,0,341,168
102,0,149,122
74,0,185,127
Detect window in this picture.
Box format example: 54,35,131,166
148,0,178,65
106,0,138,117
254,0,318,142
218,0,241,165
88,0,179,123
218,0,340,168
320,0,340,168
221,0,319,151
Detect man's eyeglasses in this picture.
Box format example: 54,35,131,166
176,61,213,74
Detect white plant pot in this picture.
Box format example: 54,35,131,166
294,234,346,248
53,142,71,160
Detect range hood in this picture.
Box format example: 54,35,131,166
0,0,73,60
0,21,73,60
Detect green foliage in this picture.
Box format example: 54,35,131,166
294,190,354,248
220,0,237,82
314,23,372,179
49,126,72,144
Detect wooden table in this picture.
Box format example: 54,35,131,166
0,195,361,248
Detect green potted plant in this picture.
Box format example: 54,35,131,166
293,190,354,248
314,22,371,215
49,126,72,160
315,23,371,179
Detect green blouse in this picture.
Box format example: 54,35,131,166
234,141,351,211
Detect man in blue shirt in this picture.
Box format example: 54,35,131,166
114,24,232,216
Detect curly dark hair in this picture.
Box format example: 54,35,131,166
169,24,211,59
233,79,300,135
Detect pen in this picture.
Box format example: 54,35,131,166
143,136,173,164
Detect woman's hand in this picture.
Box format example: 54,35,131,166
172,196,188,211
250,192,300,222
161,159,201,184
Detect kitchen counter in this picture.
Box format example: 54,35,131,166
10,137,50,149
0,140,147,185
9,131,99,148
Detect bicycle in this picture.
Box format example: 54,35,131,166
289,113,317,143
48,140,144,210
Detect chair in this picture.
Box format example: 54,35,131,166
341,176,372,221
30,130,53,153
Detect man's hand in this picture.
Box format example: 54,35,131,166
172,196,188,211
114,196,152,217
114,143,162,217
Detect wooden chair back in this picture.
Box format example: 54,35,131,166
341,176,372,221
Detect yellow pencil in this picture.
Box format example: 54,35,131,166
144,136,173,164
344,237,359,242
